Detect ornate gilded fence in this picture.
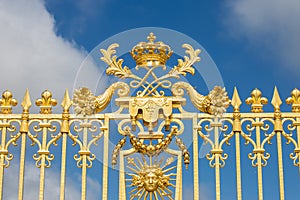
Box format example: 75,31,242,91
0,33,299,200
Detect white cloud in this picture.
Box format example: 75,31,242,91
224,0,300,70
0,0,102,113
2,160,100,200
0,0,105,196
182,183,213,200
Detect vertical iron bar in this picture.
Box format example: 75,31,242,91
81,118,88,200
81,154,87,200
0,119,8,199
193,115,199,200
38,119,48,200
235,131,242,200
255,119,263,200
17,133,27,200
119,151,126,200
102,116,109,200
214,118,221,200
276,131,285,200
59,133,67,200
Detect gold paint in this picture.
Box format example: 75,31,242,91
193,115,199,200
271,87,285,200
18,89,31,200
35,90,57,114
130,32,173,67
0,34,299,200
0,90,18,114
286,88,300,112
246,88,268,113
60,90,72,200
232,87,242,200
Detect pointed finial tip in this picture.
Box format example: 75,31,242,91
231,87,242,108
21,88,32,110
271,86,282,107
61,89,72,111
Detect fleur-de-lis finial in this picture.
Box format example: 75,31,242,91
147,32,156,43
35,90,57,114
286,88,300,112
245,88,268,113
0,90,18,114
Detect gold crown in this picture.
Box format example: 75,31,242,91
130,33,173,67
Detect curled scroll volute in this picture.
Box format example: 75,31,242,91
73,82,130,116
172,82,229,116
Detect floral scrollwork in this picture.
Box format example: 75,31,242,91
100,43,132,79
2,153,14,168
282,118,300,167
74,152,96,168
241,118,274,167
172,82,229,116
33,152,55,168
168,44,200,77
248,150,270,167
73,82,130,116
290,149,300,167
206,151,228,168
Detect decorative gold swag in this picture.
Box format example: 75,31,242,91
0,33,299,200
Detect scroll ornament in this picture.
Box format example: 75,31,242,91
72,82,130,116
172,82,230,116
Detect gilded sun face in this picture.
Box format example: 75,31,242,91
126,156,176,200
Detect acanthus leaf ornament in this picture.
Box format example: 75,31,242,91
1,32,300,200
168,44,200,77
100,43,132,79
172,82,230,116
72,82,130,116
73,33,231,200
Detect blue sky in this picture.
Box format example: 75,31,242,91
1,0,300,199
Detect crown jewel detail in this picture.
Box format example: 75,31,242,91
130,33,173,67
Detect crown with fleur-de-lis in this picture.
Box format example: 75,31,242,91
130,32,173,67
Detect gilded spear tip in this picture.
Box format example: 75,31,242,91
21,88,32,112
61,89,72,112
231,87,242,111
271,86,282,109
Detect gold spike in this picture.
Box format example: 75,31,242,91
61,89,72,112
35,90,57,114
286,88,300,112
21,89,32,113
0,90,18,114
271,86,282,111
245,88,268,113
231,87,242,112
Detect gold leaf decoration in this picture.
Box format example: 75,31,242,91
100,43,132,79
94,82,130,113
72,87,96,116
73,82,130,116
208,86,230,117
169,44,201,77
172,82,211,113
172,82,229,116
